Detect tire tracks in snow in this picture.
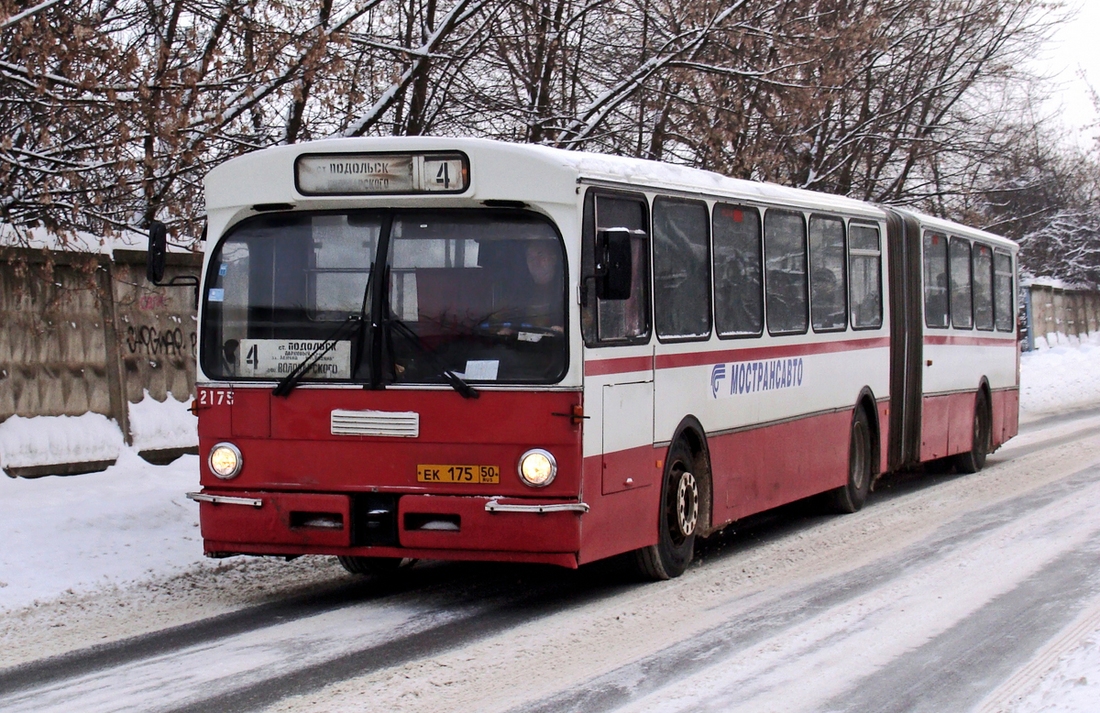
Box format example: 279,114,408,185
3,410,1100,712
510,462,1100,713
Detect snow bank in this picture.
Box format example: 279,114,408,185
0,223,146,254
1020,333,1100,419
0,452,202,612
0,413,124,470
0,392,197,472
128,391,198,452
1009,630,1100,712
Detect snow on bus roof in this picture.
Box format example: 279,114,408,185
206,137,1011,244
522,142,884,216
206,136,884,218
900,209,1016,249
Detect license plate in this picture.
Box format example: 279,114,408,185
417,464,500,484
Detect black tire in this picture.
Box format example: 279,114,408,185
635,440,699,580
830,408,873,514
954,389,991,474
337,556,408,577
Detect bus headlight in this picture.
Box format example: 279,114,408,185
208,442,243,479
518,449,557,487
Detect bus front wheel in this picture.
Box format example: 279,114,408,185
337,556,408,577
635,440,698,580
830,408,873,514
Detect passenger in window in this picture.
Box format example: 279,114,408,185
812,267,844,329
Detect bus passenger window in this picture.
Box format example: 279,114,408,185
848,223,882,329
653,198,711,341
713,204,763,338
994,251,1015,332
764,210,808,335
582,193,650,344
809,215,847,332
949,237,973,329
923,232,949,328
973,243,994,331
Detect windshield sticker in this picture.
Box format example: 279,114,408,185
710,357,804,399
517,331,544,343
461,360,499,381
208,288,225,302
218,263,228,276
238,339,352,379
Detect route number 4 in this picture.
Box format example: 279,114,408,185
435,162,451,188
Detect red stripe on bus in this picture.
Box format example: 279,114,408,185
584,355,653,376
923,334,1016,347
584,337,891,376
654,337,890,370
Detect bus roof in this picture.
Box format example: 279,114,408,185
899,209,1017,251
204,137,1012,248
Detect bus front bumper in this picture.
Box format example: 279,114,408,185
189,489,587,568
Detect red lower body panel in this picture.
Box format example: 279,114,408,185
577,407,859,564
992,388,1020,446
921,387,1017,462
710,410,852,523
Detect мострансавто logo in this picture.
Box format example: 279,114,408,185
710,357,804,399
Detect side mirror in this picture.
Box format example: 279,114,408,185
596,228,633,300
146,221,167,284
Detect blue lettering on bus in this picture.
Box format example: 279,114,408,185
710,357,805,399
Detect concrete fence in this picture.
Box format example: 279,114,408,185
0,247,202,474
1,246,1095,471
1022,283,1100,351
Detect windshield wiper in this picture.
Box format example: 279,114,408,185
386,317,479,399
272,314,362,398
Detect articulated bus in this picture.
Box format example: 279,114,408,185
179,137,1018,580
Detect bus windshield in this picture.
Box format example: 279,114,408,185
200,209,567,386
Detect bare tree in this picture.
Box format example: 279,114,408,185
0,0,1076,270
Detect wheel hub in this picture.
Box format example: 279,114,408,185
676,471,699,537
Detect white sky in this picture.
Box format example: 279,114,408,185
1032,1,1100,144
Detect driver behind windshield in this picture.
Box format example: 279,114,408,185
481,238,565,335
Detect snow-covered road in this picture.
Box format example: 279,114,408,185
4,410,1100,712
4,339,1100,712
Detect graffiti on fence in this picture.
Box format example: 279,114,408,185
126,325,197,358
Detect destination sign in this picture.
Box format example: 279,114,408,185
295,152,469,195
297,154,416,194
238,339,352,379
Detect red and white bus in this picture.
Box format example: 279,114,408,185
180,137,1019,580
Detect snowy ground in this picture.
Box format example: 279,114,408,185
1020,332,1100,422
1,337,1100,711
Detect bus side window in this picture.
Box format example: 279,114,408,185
809,214,847,332
848,223,882,329
713,203,763,338
653,197,711,341
923,232,949,328
994,250,1014,332
973,243,994,331
949,237,973,329
582,192,651,344
764,209,808,335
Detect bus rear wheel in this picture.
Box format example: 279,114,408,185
954,389,991,474
337,556,407,577
635,440,698,580
830,409,872,514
